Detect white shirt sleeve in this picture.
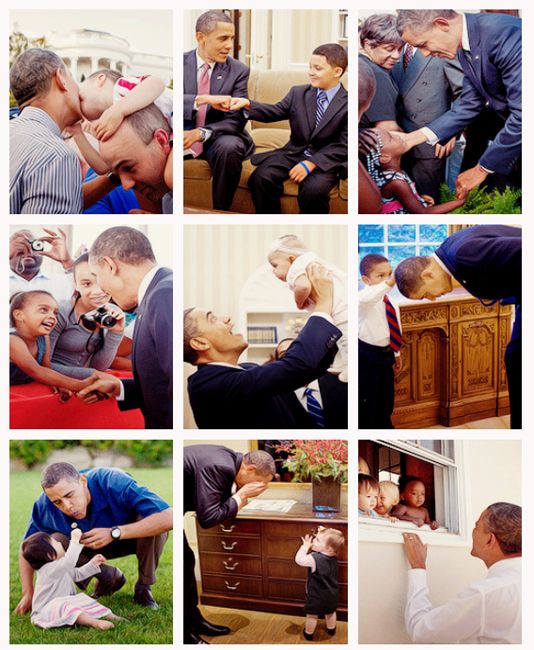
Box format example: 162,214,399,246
295,545,316,571
420,127,439,145
405,569,484,643
358,280,392,304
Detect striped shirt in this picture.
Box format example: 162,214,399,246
10,107,82,214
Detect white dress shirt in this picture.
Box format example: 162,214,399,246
358,281,402,355
294,379,323,410
405,557,521,644
10,270,74,303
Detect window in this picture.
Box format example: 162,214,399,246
359,440,462,538
358,224,448,269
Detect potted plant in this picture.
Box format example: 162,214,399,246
275,440,348,512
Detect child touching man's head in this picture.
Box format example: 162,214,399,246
360,253,394,287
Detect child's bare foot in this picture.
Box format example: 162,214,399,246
94,619,115,630
105,613,128,622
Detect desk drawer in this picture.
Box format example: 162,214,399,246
200,519,261,536
198,535,261,555
202,574,263,597
200,553,262,576
267,560,348,583
265,579,306,601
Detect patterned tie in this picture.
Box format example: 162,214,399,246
304,90,328,158
383,295,403,352
403,44,415,71
191,63,210,158
304,387,324,428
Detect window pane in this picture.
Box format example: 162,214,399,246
409,440,455,460
358,225,384,244
388,225,416,242
358,244,385,260
388,246,416,268
419,224,448,242
420,244,437,257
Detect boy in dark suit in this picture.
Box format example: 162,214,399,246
229,43,348,213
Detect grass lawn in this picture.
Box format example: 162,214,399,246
10,467,173,644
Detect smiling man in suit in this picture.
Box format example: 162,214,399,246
394,10,522,197
183,10,254,211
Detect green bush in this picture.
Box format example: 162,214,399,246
439,184,521,214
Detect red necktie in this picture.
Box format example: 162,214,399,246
191,63,210,158
384,295,403,352
403,45,415,71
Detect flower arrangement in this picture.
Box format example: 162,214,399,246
275,440,348,483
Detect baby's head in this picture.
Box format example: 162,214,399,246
376,480,400,516
10,290,58,333
359,473,379,513
21,532,65,570
78,68,122,120
267,234,308,281
311,526,345,556
360,253,392,286
399,475,427,508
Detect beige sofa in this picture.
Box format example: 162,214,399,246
183,69,348,213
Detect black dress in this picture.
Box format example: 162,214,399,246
304,552,339,616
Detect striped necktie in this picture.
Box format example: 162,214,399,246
191,63,210,158
403,44,415,71
304,90,328,158
304,387,324,428
383,295,403,352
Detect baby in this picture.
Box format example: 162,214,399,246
22,527,123,629
375,480,400,522
268,234,348,382
358,473,380,518
391,475,439,529
295,526,345,641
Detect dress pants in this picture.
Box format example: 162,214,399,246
505,304,522,429
403,151,446,201
358,339,395,429
248,150,339,214
203,135,247,211
184,531,202,637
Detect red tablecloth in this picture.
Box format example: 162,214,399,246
10,371,144,429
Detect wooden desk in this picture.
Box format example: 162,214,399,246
393,289,512,428
196,503,348,620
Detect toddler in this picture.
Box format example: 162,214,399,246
358,473,380,518
295,526,345,640
376,480,400,521
268,234,348,382
391,475,439,529
22,527,122,629
361,127,467,214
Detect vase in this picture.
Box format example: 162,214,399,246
312,476,341,512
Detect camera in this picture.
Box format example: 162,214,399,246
80,306,117,330
28,239,45,252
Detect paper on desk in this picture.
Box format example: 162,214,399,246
241,499,297,514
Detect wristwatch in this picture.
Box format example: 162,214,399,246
110,526,122,540
198,127,209,142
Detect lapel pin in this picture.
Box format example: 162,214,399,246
217,75,223,80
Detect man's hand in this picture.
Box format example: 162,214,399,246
434,136,457,159
81,528,113,549
71,527,82,543
403,532,428,569
235,481,268,502
228,97,250,111
36,227,73,269
93,104,125,141
456,163,488,197
14,593,33,615
76,371,122,404
91,553,107,566
393,355,402,376
289,161,316,184
307,263,334,316
183,129,202,150
9,233,32,261
388,129,426,151
196,94,232,111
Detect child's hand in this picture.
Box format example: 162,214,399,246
421,194,435,207
289,161,316,184
91,553,107,566
71,527,82,543
301,534,313,549
228,97,250,111
53,386,72,403
430,520,440,530
415,518,425,527
387,515,399,523
93,105,124,141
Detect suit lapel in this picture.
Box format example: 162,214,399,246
311,85,346,138
210,61,227,95
304,86,317,136
184,50,198,94
401,50,430,95
461,14,484,94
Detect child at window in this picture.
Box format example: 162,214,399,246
358,473,380,518
358,456,371,474
376,480,400,522
295,526,345,641
391,475,439,529
22,526,123,629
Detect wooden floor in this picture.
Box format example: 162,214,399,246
430,415,510,429
199,604,348,644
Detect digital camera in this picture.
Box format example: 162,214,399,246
80,306,117,330
28,239,45,252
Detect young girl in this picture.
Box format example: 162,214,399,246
361,127,467,214
22,526,122,630
391,475,439,529
9,290,93,397
295,526,345,641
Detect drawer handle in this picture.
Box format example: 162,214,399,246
223,559,239,571
221,541,237,550
225,580,240,590
220,524,236,533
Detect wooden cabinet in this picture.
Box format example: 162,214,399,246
393,290,512,427
196,504,348,620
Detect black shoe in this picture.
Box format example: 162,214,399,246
303,631,315,641
91,568,126,598
327,627,336,636
133,584,159,609
195,619,231,636
185,631,210,644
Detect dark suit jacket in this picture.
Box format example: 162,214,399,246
435,225,521,303
188,316,341,429
248,84,348,176
427,12,521,173
120,268,173,429
392,51,463,159
183,49,254,154
318,373,348,429
184,445,242,528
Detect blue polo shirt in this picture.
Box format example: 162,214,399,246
24,467,170,539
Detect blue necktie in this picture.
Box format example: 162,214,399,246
305,387,324,428
304,90,328,158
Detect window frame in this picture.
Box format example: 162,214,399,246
358,224,449,266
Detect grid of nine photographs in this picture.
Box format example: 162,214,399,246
4,3,528,650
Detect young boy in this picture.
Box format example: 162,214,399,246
229,43,347,214
358,253,402,429
268,234,347,381
295,526,345,640
358,473,380,518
